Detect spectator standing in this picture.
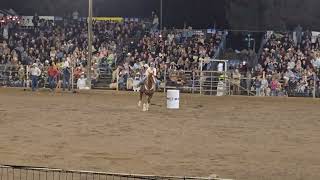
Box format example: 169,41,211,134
232,69,241,95
2,24,9,40
62,59,71,91
30,63,41,91
255,76,262,96
270,77,279,96
32,13,39,28
261,73,269,96
246,70,252,95
152,14,159,31
55,64,63,91
18,65,25,87
91,63,100,87
47,63,59,91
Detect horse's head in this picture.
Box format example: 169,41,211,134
145,73,155,91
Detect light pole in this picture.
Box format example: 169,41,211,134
160,0,163,30
87,0,93,89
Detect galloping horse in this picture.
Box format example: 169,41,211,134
138,73,155,111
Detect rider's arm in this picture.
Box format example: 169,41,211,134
153,69,157,76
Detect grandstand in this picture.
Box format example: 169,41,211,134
1,14,319,97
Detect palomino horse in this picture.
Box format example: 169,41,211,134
138,73,155,111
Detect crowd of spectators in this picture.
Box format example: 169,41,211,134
1,12,224,90
1,12,320,97
250,30,320,96
116,27,223,88
0,13,151,88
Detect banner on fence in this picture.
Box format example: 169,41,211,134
39,16,54,21
21,16,33,26
124,17,139,22
54,16,63,21
92,17,124,22
207,29,216,34
311,31,320,43
21,16,55,26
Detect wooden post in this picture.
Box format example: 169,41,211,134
313,73,316,99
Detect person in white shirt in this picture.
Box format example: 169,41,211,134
217,62,224,72
77,74,89,90
30,63,41,91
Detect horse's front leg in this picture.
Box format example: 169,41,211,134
146,94,153,111
138,91,143,107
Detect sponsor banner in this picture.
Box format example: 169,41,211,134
54,16,63,21
194,30,205,36
92,17,123,22
21,16,33,26
21,16,54,26
78,17,87,22
207,29,216,34
312,31,320,43
39,16,54,21
125,17,139,22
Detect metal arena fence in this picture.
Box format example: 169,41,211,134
0,165,232,180
1,63,319,98
0,64,76,90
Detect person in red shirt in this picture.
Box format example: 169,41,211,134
47,62,59,91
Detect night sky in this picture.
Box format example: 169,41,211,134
1,0,228,29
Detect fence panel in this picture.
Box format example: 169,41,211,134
163,69,230,96
0,64,80,91
0,165,232,180
0,64,27,88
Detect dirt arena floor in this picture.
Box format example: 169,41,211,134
0,88,320,180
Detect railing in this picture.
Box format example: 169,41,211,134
2,63,319,98
229,75,320,98
163,70,230,96
229,77,256,96
0,64,78,90
0,64,27,88
111,68,231,96
0,165,232,180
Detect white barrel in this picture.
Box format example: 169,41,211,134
216,81,225,96
167,90,180,109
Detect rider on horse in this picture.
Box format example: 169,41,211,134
138,62,159,111
139,62,159,89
